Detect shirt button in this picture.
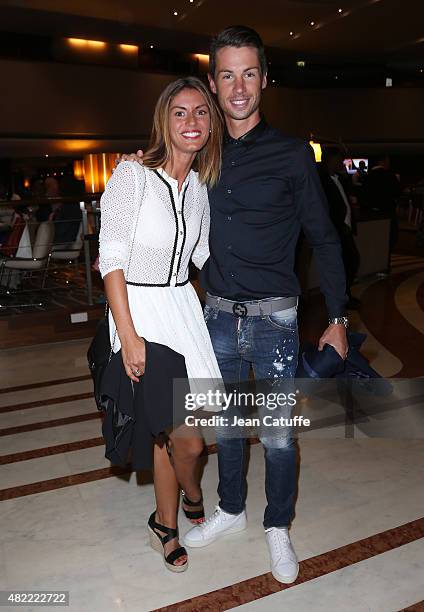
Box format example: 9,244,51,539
230,272,235,278
179,231,183,235
227,215,232,221
227,245,232,250
173,273,177,277
176,251,180,255
231,161,236,166
227,188,232,194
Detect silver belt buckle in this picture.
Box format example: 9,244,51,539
232,302,248,317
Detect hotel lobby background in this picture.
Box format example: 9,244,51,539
1,1,424,610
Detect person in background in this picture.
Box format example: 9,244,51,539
31,176,51,223
352,160,367,205
45,175,62,220
364,154,401,256
52,168,84,248
320,147,361,309
352,160,367,188
31,177,45,199
44,175,60,198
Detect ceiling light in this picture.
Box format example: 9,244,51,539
67,37,106,49
173,11,178,16
310,21,315,26
272,79,276,83
296,60,306,68
119,44,138,53
194,53,209,70
289,31,294,36
87,40,105,48
338,8,343,13
67,37,86,46
150,44,154,49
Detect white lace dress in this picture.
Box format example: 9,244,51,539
98,162,222,388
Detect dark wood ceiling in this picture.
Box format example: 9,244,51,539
1,0,424,61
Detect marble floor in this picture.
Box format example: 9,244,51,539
0,253,423,612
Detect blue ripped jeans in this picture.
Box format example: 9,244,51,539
205,299,299,529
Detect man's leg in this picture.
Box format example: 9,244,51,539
206,306,251,514
183,306,250,547
250,306,299,529
250,306,300,583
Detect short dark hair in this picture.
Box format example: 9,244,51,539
321,147,343,165
209,25,267,78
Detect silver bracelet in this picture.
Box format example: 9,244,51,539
328,316,349,328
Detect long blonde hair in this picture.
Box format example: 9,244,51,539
143,77,223,186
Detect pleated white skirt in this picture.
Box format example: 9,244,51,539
109,282,222,386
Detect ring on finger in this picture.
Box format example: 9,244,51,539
133,368,141,376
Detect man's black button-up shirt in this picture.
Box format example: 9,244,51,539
200,118,347,317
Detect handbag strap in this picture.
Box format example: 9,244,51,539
107,164,145,361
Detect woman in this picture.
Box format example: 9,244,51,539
98,77,223,572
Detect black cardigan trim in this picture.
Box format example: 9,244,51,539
176,183,189,277
153,169,184,285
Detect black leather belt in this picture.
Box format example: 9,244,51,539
205,294,297,318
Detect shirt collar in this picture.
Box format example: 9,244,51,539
224,115,268,148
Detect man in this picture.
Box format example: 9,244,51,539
352,159,367,188
364,154,401,254
120,26,348,584
184,26,348,585
352,159,367,205
320,147,360,309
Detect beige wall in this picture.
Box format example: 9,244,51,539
292,88,424,142
0,59,174,137
1,59,423,153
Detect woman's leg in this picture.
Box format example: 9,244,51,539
169,425,204,515
152,441,187,566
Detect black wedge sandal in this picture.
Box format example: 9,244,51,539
147,511,188,573
181,491,205,524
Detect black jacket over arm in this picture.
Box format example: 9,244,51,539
100,340,190,470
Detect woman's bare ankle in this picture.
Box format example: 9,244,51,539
155,509,177,528
182,485,202,503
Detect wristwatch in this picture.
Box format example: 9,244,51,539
328,316,349,328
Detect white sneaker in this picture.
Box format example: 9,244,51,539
265,527,299,584
183,506,247,548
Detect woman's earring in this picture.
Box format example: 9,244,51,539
209,129,212,133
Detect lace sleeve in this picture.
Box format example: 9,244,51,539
191,186,210,270
98,162,144,279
